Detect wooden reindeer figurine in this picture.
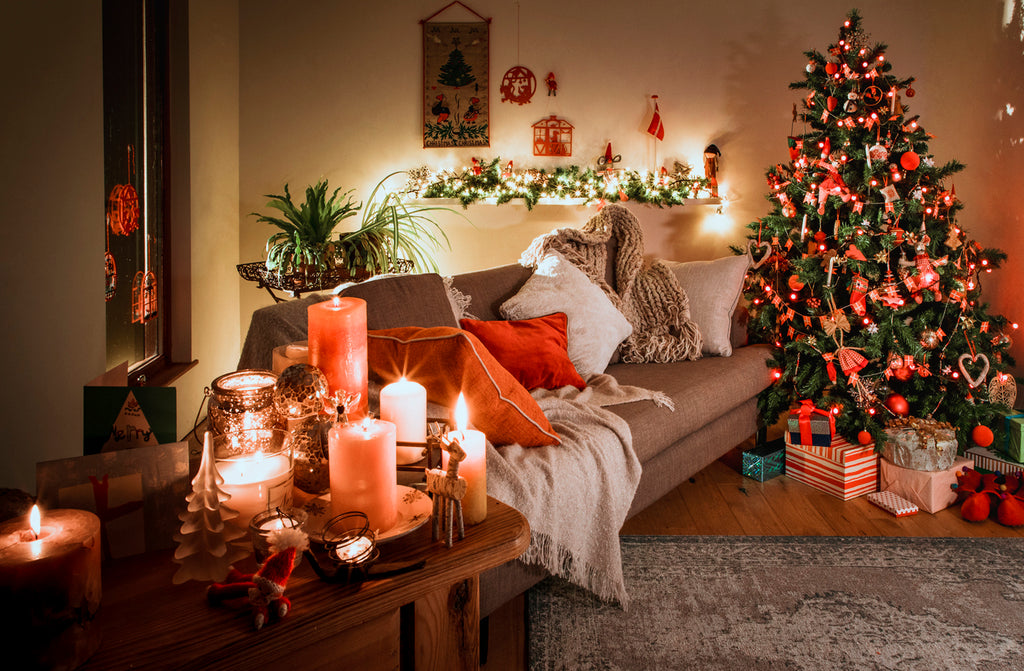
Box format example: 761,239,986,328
426,437,467,547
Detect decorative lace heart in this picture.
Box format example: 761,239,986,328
989,373,1018,408
958,352,990,389
748,240,772,269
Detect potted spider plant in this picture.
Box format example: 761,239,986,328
337,171,456,278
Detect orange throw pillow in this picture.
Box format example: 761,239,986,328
368,327,560,447
460,314,586,391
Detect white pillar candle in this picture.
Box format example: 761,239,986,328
329,418,398,533
218,453,293,531
380,378,428,465
448,393,487,525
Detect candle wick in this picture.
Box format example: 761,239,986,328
31,529,38,541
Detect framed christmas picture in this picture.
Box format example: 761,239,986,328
422,2,490,148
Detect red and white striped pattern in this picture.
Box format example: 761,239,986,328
867,490,919,517
965,446,1024,474
785,437,878,500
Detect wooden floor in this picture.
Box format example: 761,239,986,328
481,429,1024,670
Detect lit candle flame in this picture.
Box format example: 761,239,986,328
29,504,40,539
455,392,469,432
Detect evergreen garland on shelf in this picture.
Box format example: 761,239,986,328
407,158,711,209
741,10,1016,447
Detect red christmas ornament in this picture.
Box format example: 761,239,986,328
892,366,913,382
884,393,909,416
788,275,805,291
825,62,839,75
827,96,838,111
857,430,873,445
971,425,994,448
900,151,920,171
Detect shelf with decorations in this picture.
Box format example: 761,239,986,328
405,157,722,210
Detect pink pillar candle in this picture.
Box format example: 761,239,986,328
0,507,102,670
329,418,398,533
380,378,427,465
449,393,487,525
308,296,368,419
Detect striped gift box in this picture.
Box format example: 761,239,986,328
785,437,878,500
965,446,1024,475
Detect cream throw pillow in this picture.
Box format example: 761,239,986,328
666,255,750,357
501,252,632,378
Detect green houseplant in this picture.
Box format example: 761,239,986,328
336,171,455,277
254,179,360,276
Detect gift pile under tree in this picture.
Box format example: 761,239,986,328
743,10,1017,449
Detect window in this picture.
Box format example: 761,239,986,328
103,0,193,385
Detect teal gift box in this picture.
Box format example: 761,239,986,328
742,440,785,481
994,409,1024,462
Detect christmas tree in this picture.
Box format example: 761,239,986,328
437,41,476,88
743,10,1016,447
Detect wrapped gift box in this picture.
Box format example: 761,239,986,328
879,455,973,514
742,440,785,482
786,401,836,447
965,446,1024,475
993,409,1024,463
785,436,878,500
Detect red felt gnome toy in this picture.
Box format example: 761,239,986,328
207,529,307,630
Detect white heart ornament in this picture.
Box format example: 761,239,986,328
748,240,772,270
958,353,990,389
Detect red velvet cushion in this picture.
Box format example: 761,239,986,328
460,314,586,391
368,326,560,447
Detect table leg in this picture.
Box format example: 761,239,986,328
413,576,480,671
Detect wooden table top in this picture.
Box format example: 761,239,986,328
80,497,529,670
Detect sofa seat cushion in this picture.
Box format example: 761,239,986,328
604,344,774,463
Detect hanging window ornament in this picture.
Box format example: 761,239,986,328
104,251,117,302
499,65,536,105
107,145,139,236
131,270,158,324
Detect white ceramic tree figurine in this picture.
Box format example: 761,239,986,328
172,432,249,583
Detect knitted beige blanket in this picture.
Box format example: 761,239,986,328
520,203,702,363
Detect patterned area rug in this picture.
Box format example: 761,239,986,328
528,535,1024,670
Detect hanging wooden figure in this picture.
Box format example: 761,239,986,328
532,115,573,156
500,66,536,105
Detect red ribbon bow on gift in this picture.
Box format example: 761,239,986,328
796,399,835,445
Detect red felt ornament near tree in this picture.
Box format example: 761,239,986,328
900,151,920,171
971,425,994,448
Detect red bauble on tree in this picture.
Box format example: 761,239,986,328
885,393,909,416
971,425,994,447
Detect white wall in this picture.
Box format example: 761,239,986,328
237,0,1024,368
0,2,106,492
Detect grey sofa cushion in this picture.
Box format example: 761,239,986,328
604,344,773,463
449,264,533,321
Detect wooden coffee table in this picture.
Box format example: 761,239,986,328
80,497,529,670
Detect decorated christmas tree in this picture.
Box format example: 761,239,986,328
743,10,1017,447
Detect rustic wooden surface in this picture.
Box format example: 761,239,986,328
81,497,529,670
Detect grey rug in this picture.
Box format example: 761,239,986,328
527,535,1024,670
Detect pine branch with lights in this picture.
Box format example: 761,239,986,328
741,10,1017,449
407,157,710,209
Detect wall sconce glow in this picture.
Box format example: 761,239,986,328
701,211,734,235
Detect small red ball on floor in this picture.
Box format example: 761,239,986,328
971,425,994,448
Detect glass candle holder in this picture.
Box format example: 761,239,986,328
214,428,294,531
248,507,307,566
324,511,378,568
208,370,282,436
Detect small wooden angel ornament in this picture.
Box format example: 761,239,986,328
426,437,467,547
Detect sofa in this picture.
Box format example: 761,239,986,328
238,212,774,619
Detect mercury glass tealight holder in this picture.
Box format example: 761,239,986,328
208,369,283,436
248,506,308,566
213,428,295,532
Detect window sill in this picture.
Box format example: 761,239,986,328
130,359,199,387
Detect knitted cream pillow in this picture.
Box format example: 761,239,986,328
666,255,749,357
501,252,632,378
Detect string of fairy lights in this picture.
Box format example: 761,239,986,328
404,158,715,209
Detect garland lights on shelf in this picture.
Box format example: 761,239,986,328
405,157,716,209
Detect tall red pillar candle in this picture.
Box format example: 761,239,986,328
0,506,102,671
308,295,368,419
329,418,398,533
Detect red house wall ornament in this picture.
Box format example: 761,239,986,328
107,145,139,236
532,115,573,156
500,65,536,105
